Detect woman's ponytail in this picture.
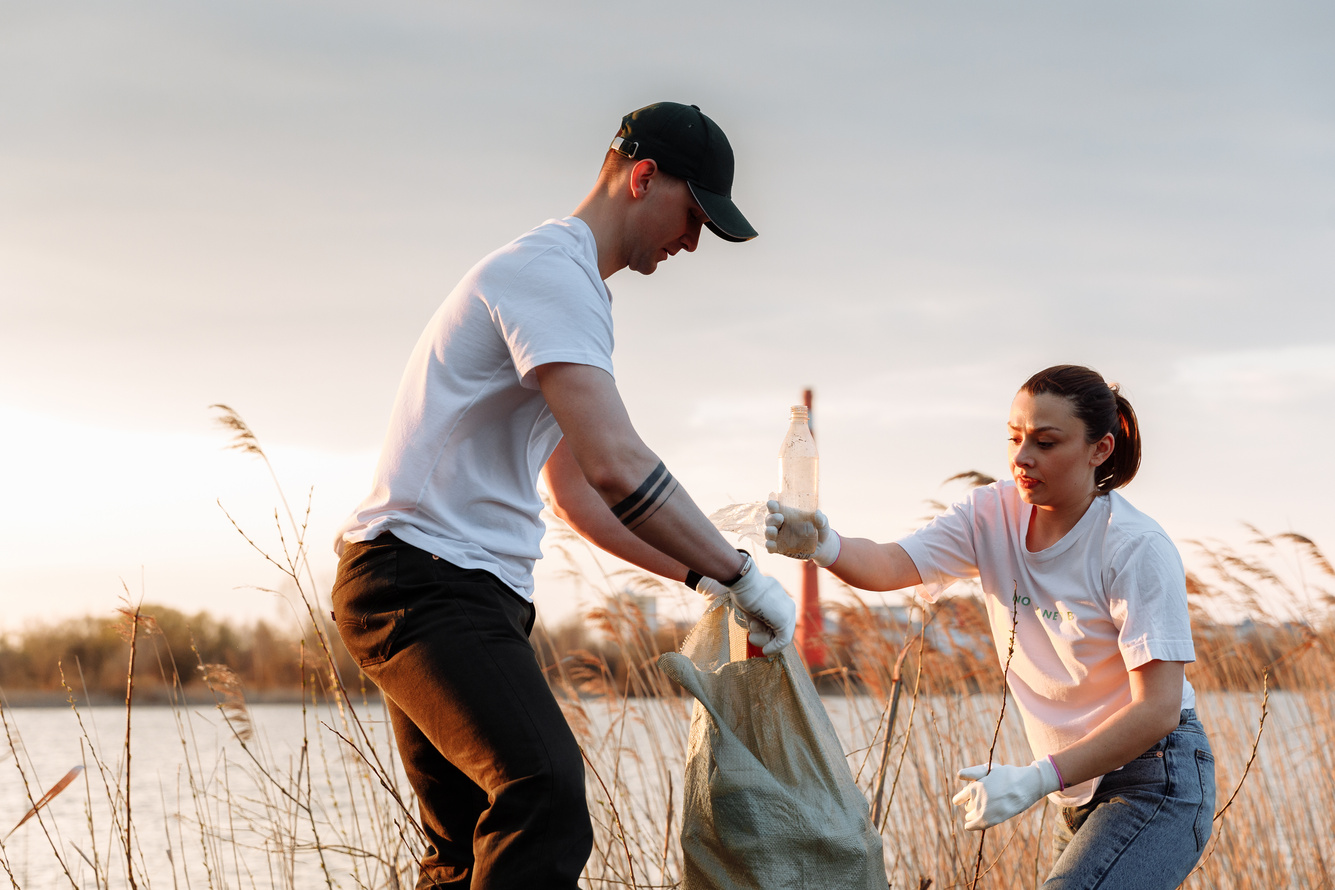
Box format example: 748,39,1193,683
1096,386,1141,491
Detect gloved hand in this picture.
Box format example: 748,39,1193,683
700,579,777,652
726,554,797,656
951,758,1061,830
764,500,841,567
692,575,728,604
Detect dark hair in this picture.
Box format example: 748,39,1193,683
600,148,683,184
1020,364,1141,491
600,148,633,177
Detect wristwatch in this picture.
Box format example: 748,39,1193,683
685,549,752,590
722,550,752,587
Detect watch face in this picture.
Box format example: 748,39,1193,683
722,550,752,587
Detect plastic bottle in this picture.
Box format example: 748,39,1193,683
775,405,819,558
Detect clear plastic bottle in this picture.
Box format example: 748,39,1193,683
776,405,819,558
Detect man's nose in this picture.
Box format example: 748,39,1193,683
682,220,702,252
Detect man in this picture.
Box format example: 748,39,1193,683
331,101,796,890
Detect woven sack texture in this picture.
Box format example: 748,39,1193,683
658,598,888,890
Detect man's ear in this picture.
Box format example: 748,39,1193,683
629,158,658,198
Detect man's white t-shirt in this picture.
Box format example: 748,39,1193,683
335,217,613,601
897,481,1196,805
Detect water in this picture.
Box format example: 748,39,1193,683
0,699,412,889
0,691,1317,889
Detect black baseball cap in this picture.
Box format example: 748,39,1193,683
610,102,757,243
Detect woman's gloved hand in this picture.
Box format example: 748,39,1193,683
764,500,841,567
952,758,1062,830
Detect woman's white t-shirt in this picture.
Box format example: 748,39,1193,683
897,481,1196,805
335,217,614,601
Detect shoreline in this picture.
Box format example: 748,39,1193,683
0,688,374,708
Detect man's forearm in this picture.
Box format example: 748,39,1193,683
536,362,747,583
544,442,690,582
614,476,748,583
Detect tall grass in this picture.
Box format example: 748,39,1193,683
1,415,1331,889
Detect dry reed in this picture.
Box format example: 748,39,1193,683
0,421,1330,889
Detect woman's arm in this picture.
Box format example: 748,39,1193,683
1049,658,1185,788
952,658,1185,830
824,536,924,592
768,502,928,591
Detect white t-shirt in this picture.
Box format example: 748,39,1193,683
897,481,1196,805
335,217,614,600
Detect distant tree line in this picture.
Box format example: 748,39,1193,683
0,594,1327,705
0,604,322,703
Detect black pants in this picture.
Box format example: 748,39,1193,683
331,532,592,889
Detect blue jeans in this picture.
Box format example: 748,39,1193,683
1045,710,1215,889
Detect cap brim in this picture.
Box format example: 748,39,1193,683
688,182,757,242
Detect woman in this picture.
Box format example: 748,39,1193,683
765,364,1215,889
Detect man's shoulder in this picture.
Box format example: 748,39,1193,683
498,217,593,263
467,217,600,293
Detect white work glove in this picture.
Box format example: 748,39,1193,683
691,575,783,653
764,500,841,567
691,575,728,604
726,554,797,656
951,758,1061,830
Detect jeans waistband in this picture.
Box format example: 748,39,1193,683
1138,709,1200,756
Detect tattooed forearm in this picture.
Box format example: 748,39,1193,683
611,461,679,530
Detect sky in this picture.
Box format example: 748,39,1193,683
2,0,1332,637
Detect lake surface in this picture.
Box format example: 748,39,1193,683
0,689,1316,889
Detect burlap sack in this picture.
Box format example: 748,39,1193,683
657,598,888,890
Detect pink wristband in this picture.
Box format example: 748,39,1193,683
1047,755,1067,791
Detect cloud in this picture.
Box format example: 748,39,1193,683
2,0,1333,626
1172,344,1335,404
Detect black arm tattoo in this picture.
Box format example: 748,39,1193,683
611,461,679,530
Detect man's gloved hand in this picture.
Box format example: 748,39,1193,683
764,500,841,567
688,573,779,651
951,758,1062,830
727,554,797,656
692,575,728,604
